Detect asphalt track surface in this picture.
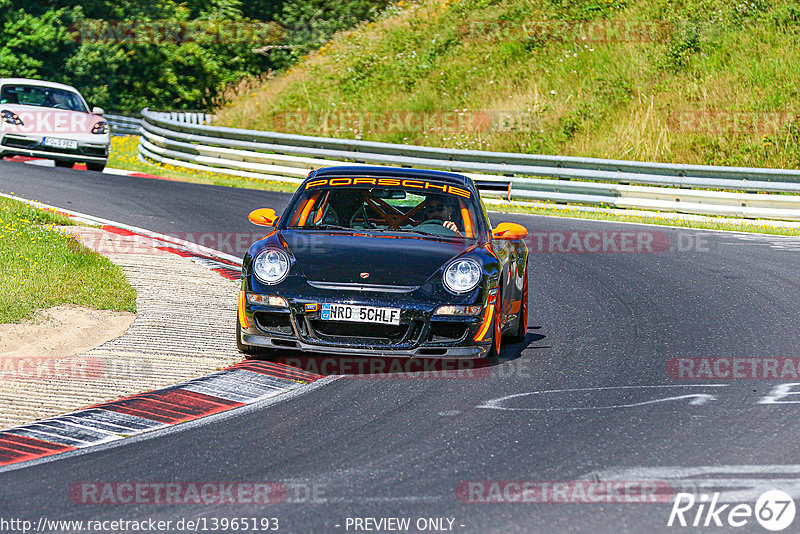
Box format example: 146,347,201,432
3,160,800,533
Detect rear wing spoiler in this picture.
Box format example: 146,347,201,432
473,177,512,201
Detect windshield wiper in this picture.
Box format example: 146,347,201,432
287,224,354,231
370,228,469,238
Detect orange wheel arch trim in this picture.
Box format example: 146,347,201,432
238,290,249,329
492,291,502,354
474,303,495,342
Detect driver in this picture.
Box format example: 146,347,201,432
421,195,460,233
45,91,70,109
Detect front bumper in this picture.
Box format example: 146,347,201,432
240,289,491,359
0,133,109,163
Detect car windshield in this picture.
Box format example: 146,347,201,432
0,84,87,112
284,181,482,239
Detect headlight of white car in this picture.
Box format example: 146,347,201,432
91,121,109,134
443,259,481,294
253,249,290,284
1,110,23,125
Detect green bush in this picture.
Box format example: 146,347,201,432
0,0,391,112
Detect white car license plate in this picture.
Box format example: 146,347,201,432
320,303,400,325
42,137,78,150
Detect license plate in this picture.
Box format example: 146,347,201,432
42,137,78,149
320,303,400,325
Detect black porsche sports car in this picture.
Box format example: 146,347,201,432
237,166,529,360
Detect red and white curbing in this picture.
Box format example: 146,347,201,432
0,193,327,469
0,360,322,467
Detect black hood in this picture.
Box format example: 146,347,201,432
281,231,471,287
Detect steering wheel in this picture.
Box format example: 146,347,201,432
416,219,460,236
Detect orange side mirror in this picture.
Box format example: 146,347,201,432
248,208,279,227
492,222,528,240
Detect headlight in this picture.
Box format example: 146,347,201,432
443,259,481,294
253,249,290,284
1,110,23,126
91,121,109,134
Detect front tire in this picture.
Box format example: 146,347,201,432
236,317,279,360
86,161,106,172
508,267,528,344
236,317,260,359
485,290,503,363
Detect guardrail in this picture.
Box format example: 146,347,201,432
105,113,141,136
137,108,800,220
107,111,213,136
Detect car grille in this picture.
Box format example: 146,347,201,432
82,145,108,157
307,319,418,346
1,137,38,149
254,312,292,334
428,322,469,342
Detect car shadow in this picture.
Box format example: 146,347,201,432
496,326,548,366
247,327,548,377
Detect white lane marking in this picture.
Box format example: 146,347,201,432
17,158,135,175
589,465,800,503
759,383,800,404
723,233,800,251
477,384,728,411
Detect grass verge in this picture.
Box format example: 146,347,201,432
0,197,137,323
216,0,800,169
489,202,800,236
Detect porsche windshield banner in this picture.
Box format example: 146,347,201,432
304,177,472,198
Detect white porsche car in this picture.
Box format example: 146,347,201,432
0,78,109,171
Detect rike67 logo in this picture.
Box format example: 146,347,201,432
668,490,796,531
